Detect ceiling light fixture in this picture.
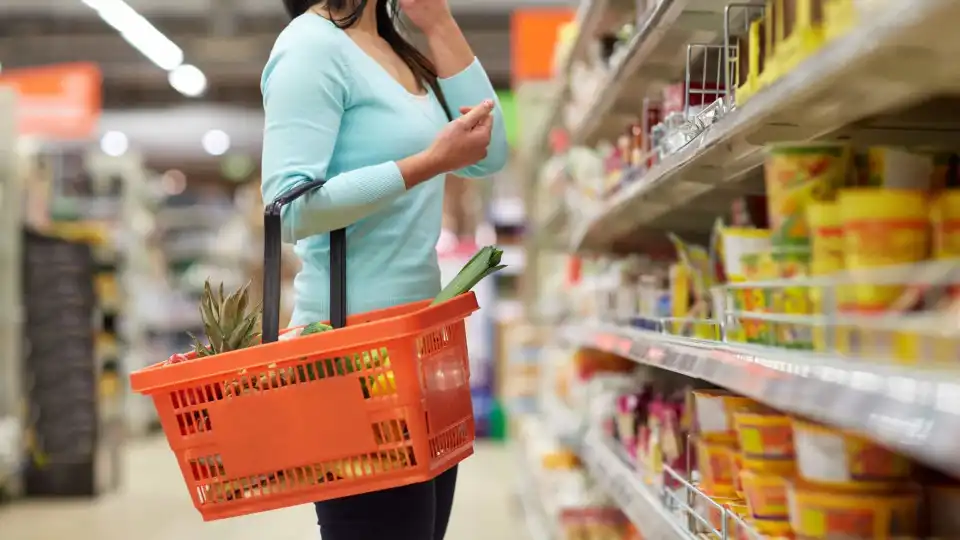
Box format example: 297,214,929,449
100,131,129,157
168,64,207,98
201,129,231,156
80,0,206,97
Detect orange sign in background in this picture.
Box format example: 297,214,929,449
0,62,102,140
510,9,576,83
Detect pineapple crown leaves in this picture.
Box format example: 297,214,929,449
193,279,263,356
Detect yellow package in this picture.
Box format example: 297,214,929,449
838,188,929,310
764,143,849,248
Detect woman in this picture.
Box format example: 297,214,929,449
260,0,507,538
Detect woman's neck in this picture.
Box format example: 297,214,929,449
319,1,379,33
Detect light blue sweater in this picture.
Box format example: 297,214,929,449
261,14,508,326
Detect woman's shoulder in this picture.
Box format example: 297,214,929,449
264,14,350,88
274,13,346,51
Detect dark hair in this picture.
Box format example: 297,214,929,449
283,0,450,116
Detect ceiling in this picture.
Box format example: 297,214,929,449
0,0,575,158
0,0,574,109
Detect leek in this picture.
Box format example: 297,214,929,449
432,246,506,305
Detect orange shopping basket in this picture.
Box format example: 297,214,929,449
130,179,479,520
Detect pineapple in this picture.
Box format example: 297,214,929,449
189,280,262,358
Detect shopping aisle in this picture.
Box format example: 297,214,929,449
0,437,526,540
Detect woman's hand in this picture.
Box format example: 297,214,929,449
397,0,454,35
427,100,494,173
396,100,493,188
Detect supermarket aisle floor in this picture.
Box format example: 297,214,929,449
1,437,526,540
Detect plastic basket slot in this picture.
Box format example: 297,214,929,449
189,454,226,483
416,326,452,358
372,418,411,446
428,419,471,459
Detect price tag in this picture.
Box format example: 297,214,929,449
596,333,616,352
646,346,666,366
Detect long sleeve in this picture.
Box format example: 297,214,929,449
437,58,509,179
261,36,407,243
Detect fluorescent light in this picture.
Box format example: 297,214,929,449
100,131,129,157
202,129,230,156
168,64,207,97
82,0,184,70
81,0,208,97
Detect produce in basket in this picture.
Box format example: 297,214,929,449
189,280,262,357
432,245,506,305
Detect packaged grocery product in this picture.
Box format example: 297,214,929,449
696,492,745,535
738,252,776,345
735,17,766,106
733,411,795,462
720,227,773,282
751,517,793,538
659,398,694,488
864,148,934,190
932,190,960,259
792,419,912,488
823,0,857,41
771,245,812,349
616,393,647,459
764,143,849,247
787,480,921,539
573,349,636,380
776,0,827,70
693,390,764,441
740,470,790,521
697,439,738,494
807,201,844,352
838,189,929,311
669,262,692,321
731,449,745,498
761,0,780,86
807,202,844,273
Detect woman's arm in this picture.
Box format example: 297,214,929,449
422,19,509,178
261,32,443,243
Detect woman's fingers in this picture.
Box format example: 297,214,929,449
457,100,494,129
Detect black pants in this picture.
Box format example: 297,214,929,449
315,466,458,540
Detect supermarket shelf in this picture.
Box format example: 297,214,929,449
570,0,685,145
566,0,609,74
581,428,691,539
571,0,960,252
542,392,584,450
537,0,610,150
565,323,960,476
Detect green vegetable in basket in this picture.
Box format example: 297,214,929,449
431,246,506,305
300,321,334,336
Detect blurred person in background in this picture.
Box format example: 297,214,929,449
260,0,507,538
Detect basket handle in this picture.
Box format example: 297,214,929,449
262,179,346,344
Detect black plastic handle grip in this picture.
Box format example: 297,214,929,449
262,179,346,344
